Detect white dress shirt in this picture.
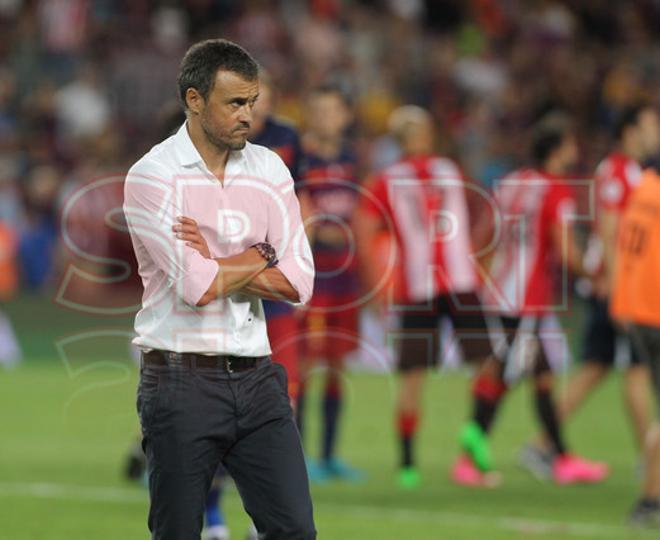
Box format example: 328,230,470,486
123,123,314,355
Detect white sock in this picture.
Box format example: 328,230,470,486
0,310,21,368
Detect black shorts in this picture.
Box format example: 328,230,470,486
582,296,641,367
396,292,493,372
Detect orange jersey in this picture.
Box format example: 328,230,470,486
611,170,660,326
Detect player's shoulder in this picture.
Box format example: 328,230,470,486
242,141,293,186
268,116,300,141
597,151,639,177
425,155,463,178
126,133,179,183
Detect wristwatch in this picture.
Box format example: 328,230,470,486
251,242,278,268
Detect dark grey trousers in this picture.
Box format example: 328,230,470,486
137,356,316,540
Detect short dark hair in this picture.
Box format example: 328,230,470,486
309,82,352,108
177,39,259,108
614,103,650,141
531,113,573,166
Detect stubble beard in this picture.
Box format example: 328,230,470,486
201,115,247,152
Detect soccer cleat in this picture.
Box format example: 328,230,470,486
307,457,365,483
552,454,609,485
305,458,330,483
459,421,493,472
518,444,554,481
397,466,421,490
628,499,660,528
450,454,501,488
323,458,366,482
203,524,230,540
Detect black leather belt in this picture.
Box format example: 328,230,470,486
141,349,266,373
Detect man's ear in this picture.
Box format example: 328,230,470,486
185,88,204,115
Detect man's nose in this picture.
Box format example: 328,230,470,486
238,104,252,124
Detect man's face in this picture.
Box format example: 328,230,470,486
403,119,435,156
306,92,351,140
558,133,579,172
638,108,660,159
249,83,273,137
196,70,259,151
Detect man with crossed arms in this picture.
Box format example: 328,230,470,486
123,39,316,540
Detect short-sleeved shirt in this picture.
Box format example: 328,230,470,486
596,152,642,215
611,170,660,327
481,168,576,315
360,155,478,303
123,123,314,355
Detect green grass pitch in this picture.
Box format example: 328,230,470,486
0,296,657,539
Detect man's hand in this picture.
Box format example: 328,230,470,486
173,216,211,259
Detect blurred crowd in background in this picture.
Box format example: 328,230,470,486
2,0,660,295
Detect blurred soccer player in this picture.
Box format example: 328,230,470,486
453,115,608,487
249,73,307,404
297,84,364,482
0,220,20,368
611,168,660,528
524,105,660,477
355,105,494,489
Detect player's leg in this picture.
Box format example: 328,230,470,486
450,293,502,482
394,301,440,489
267,310,301,408
316,306,363,480
0,308,21,368
529,331,608,485
453,310,512,484
296,302,326,444
124,430,148,484
558,296,615,421
139,364,226,539
627,324,660,527
203,469,230,540
524,297,612,469
223,362,316,540
623,338,652,451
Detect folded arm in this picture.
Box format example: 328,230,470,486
173,217,300,303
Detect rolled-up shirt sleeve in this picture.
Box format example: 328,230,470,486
123,160,219,306
266,154,315,305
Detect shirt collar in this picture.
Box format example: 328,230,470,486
174,121,247,169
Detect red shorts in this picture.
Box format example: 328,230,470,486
267,313,301,399
301,292,360,360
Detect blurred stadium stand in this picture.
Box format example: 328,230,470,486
1,0,660,294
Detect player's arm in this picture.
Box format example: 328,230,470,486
353,175,388,298
550,222,589,277
547,191,590,278
353,206,385,296
598,208,619,293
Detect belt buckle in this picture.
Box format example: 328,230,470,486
225,357,234,373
